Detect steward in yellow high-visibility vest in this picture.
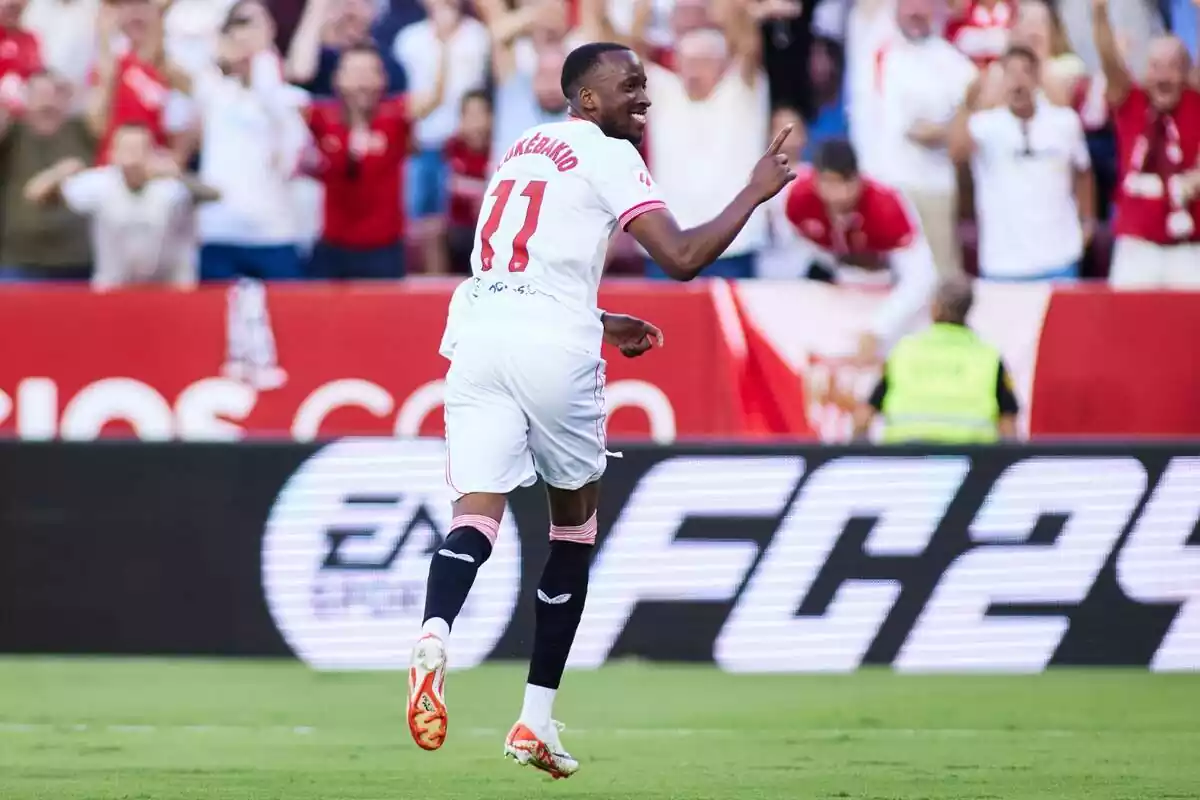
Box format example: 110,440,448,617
853,277,1020,443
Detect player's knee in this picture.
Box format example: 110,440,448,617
548,510,598,546
441,525,495,565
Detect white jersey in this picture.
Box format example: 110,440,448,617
441,118,666,358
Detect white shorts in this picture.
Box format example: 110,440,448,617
1110,238,1200,289
444,329,608,497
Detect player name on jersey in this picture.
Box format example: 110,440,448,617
498,130,580,173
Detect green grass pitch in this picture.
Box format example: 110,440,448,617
0,657,1196,799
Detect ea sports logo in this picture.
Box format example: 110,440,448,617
262,438,521,670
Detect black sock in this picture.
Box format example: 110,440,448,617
527,540,592,690
423,526,493,627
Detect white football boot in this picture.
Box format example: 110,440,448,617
406,634,448,750
503,719,580,779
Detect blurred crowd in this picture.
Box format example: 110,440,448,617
0,0,1197,289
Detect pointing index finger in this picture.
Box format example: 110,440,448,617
766,124,793,156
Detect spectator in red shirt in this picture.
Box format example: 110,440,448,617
88,0,192,165
0,0,43,112
784,139,937,364
442,88,491,275
1093,0,1200,288
303,41,447,280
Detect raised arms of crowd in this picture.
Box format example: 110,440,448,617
283,0,332,86
476,0,621,85
717,0,765,85
1090,0,1131,106
946,76,985,164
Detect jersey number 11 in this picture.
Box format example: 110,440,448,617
478,179,547,273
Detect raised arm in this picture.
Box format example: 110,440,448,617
24,158,88,205
475,0,540,83
407,28,451,121
284,0,330,85
1091,0,1132,106
1193,0,1200,89
625,0,655,59
947,75,985,164
627,126,796,280
715,0,764,86
86,3,120,139
575,0,620,44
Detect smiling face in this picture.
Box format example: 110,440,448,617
576,49,651,145
1145,36,1189,112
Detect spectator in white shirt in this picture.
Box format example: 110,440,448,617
392,0,489,256
871,0,977,278
21,0,99,94
179,2,310,281
26,123,218,290
948,45,1096,281
638,3,770,279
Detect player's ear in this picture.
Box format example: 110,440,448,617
578,86,596,113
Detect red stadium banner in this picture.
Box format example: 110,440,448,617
0,282,751,442
0,281,1197,441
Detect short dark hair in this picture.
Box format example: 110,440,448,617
461,88,492,113
1003,44,1040,69
813,139,859,178
560,42,632,102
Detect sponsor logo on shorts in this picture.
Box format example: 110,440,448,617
261,438,522,670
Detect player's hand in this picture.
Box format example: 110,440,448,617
749,125,797,204
602,313,664,358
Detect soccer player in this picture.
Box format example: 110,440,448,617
406,41,795,778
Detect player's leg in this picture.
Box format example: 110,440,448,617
502,480,598,779
408,360,536,752
502,355,607,778
407,491,504,752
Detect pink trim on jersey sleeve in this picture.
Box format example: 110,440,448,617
619,200,667,230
